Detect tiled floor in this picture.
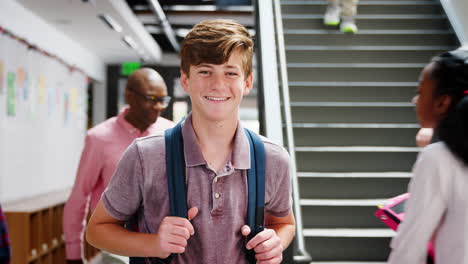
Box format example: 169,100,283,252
90,252,128,264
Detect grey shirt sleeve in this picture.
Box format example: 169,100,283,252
265,143,293,217
101,141,144,221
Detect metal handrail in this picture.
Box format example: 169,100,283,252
272,0,312,262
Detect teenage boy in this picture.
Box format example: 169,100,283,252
86,19,295,264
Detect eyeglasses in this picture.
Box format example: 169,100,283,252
128,87,171,108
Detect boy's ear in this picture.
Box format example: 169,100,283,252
243,74,254,96
435,94,452,116
180,70,190,93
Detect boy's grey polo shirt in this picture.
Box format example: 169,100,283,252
102,114,292,264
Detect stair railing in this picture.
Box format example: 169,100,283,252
255,0,312,262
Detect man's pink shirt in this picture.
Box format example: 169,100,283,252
63,108,174,259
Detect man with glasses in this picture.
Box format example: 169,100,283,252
63,68,175,264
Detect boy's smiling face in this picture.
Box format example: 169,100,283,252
180,50,253,122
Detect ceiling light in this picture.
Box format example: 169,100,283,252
81,0,96,5
98,14,122,33
122,36,139,51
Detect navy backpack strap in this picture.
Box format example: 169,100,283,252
244,128,266,263
129,122,187,264
165,122,188,218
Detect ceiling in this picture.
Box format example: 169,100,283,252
126,0,254,54
16,0,253,65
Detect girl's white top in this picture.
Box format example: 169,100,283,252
388,142,468,264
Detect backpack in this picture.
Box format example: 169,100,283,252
130,121,265,264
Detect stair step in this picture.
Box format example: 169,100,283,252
287,64,423,82
298,172,412,178
296,148,417,172
283,0,437,4
293,123,418,128
285,29,451,34
281,1,442,15
283,14,445,19
305,235,392,261
289,81,417,86
290,102,414,107
296,146,419,152
283,15,449,30
298,174,410,199
286,46,448,63
301,201,389,228
284,30,456,46
291,105,417,123
288,62,425,68
286,45,451,50
303,228,394,237
293,123,418,146
301,199,386,206
289,82,417,102
310,261,387,264
303,228,393,260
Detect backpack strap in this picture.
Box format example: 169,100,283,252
129,122,187,264
165,122,188,218
244,128,266,263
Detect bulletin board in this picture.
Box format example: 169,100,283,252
0,28,88,202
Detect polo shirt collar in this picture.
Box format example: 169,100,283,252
181,113,251,170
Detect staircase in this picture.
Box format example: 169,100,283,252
279,0,458,262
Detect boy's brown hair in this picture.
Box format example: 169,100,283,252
180,19,254,78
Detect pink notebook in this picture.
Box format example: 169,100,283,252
375,193,435,264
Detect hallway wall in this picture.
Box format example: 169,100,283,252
0,1,105,81
0,0,104,203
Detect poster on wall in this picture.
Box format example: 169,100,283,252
0,34,6,95
27,49,38,119
7,72,15,116
0,61,4,95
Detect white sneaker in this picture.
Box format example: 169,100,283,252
324,5,340,26
340,19,358,33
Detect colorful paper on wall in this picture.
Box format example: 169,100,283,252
56,82,63,106
64,92,69,125
7,72,16,116
16,67,25,100
0,61,4,94
23,72,30,101
69,87,78,113
48,83,55,117
38,74,47,105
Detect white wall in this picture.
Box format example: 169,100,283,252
0,0,102,202
0,0,106,81
440,0,468,47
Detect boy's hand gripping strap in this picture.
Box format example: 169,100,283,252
244,129,266,263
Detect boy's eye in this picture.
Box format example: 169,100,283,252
227,72,238,76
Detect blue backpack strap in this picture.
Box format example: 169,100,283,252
165,122,188,218
129,122,187,264
244,128,266,263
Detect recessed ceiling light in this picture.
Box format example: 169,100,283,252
97,14,122,33
122,36,138,51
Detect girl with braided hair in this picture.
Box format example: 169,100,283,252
388,49,468,264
